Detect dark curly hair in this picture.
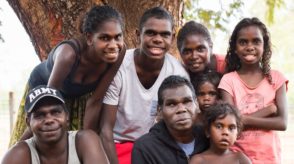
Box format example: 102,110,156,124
80,5,123,34
191,71,222,99
139,6,174,31
204,101,242,136
157,75,195,106
139,6,174,32
177,21,213,54
225,17,272,83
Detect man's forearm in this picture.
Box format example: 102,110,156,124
83,98,103,132
101,135,118,164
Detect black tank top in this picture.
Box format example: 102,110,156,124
29,39,106,98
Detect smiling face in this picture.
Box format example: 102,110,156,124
159,85,199,133
180,34,212,73
27,98,68,144
209,114,238,151
138,17,173,60
197,82,218,111
235,25,264,67
87,19,124,63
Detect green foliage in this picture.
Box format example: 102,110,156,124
184,0,284,31
266,0,284,24
184,0,244,32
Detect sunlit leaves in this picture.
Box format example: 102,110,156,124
266,0,284,24
184,0,244,32
184,0,284,30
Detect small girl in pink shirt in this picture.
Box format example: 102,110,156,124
219,17,288,163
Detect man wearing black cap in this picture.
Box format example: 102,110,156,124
2,85,108,164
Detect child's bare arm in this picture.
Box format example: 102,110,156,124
242,84,287,130
221,85,287,131
247,104,277,118
220,90,234,106
221,89,276,118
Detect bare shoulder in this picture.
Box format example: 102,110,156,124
189,154,205,164
76,130,100,144
235,152,251,164
75,129,103,153
53,42,77,64
2,141,31,164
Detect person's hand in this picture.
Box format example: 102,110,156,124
266,104,278,116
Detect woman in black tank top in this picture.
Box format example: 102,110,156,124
10,5,126,146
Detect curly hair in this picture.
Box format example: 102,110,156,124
203,101,242,136
157,75,195,106
191,71,222,99
139,6,174,32
177,21,213,53
80,5,123,34
225,17,272,84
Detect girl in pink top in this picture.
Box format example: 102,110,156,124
219,17,288,163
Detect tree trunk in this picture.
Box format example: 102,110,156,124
7,0,184,61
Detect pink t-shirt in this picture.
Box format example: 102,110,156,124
218,70,288,164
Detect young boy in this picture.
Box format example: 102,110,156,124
100,7,189,164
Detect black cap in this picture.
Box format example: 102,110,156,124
25,85,65,113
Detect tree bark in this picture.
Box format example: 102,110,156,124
7,0,184,61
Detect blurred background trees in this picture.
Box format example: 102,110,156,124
7,0,184,60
